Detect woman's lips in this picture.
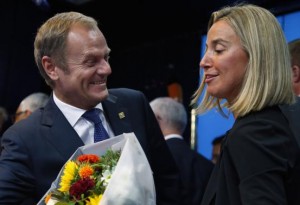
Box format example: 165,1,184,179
205,74,218,83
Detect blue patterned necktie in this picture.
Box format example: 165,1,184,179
82,108,109,142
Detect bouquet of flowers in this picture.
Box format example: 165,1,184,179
45,150,121,205
38,132,156,205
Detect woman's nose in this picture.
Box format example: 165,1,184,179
200,53,211,69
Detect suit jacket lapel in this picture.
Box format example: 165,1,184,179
41,96,84,161
201,130,229,205
201,164,218,205
102,93,132,136
41,93,133,161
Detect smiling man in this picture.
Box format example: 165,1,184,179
0,12,180,205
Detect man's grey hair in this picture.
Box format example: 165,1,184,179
19,92,49,112
150,97,187,134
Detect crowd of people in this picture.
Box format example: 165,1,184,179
0,3,300,205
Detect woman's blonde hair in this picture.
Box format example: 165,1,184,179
191,4,295,118
34,12,99,88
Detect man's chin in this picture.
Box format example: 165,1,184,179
95,90,109,101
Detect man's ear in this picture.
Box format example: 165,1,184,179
41,56,59,80
24,110,32,118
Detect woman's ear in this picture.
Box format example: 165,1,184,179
41,56,59,80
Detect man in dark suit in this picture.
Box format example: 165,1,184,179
288,38,300,97
0,12,179,205
280,39,300,146
150,97,214,205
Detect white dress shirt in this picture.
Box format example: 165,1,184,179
164,134,183,141
53,92,114,145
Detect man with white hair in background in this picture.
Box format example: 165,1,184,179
289,38,300,96
150,97,214,205
13,92,49,123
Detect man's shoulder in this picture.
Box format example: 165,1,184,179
279,98,300,146
108,88,143,95
194,151,214,167
279,99,300,125
1,111,41,141
108,88,146,102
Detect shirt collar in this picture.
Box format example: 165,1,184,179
164,134,183,140
53,92,103,127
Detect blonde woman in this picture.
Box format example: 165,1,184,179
192,4,300,205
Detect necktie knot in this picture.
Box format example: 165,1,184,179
82,108,109,142
82,108,102,125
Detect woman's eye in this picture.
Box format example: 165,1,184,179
215,49,224,54
214,44,225,54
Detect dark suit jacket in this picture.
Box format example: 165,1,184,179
166,138,214,205
279,97,300,147
201,105,300,205
0,88,180,205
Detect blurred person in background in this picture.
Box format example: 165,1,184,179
278,39,300,150
211,134,225,164
13,92,49,123
288,38,300,96
0,106,9,136
150,97,214,205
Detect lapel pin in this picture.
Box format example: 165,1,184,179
118,112,125,119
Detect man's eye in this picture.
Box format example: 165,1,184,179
85,60,96,67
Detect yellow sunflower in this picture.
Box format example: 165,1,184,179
58,161,78,192
86,194,102,205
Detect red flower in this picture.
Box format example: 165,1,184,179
77,154,100,163
69,178,95,199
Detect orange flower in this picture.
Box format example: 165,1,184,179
79,164,94,178
45,193,52,204
78,154,100,163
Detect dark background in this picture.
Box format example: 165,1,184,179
1,0,300,139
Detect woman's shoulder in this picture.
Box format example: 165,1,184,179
229,105,290,144
236,105,284,125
